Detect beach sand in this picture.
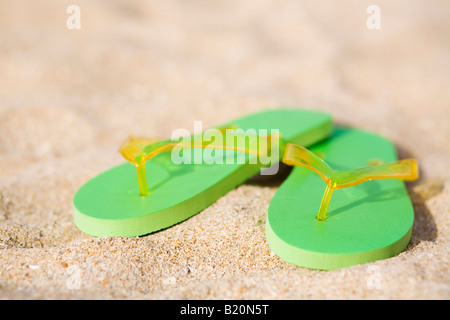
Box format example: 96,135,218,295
0,0,449,299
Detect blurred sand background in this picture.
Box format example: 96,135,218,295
0,0,449,299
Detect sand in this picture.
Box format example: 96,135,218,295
0,0,449,299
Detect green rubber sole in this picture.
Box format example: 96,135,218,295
266,128,414,270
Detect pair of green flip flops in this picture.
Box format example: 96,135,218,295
73,109,418,270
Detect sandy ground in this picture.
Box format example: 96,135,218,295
0,0,449,299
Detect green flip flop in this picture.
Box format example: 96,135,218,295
266,127,418,270
73,109,333,237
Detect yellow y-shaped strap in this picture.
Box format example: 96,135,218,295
119,127,280,196
282,143,418,221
